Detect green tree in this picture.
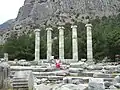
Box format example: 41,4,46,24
106,29,120,61
3,34,35,60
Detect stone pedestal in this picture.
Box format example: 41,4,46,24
85,24,93,64
46,28,53,61
58,26,65,61
35,29,41,62
4,53,8,61
71,25,78,62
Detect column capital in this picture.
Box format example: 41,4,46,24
85,24,92,27
71,25,77,29
35,29,41,32
58,26,65,30
46,27,53,31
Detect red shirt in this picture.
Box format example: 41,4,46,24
55,59,61,68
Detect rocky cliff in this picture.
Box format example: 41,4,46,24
0,19,15,30
1,0,120,45
15,0,120,27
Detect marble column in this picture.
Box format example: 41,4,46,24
35,29,41,61
71,25,78,61
85,24,93,64
58,26,65,61
46,27,53,61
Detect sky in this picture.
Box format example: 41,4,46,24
0,0,25,24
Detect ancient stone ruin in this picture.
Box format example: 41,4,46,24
0,22,120,90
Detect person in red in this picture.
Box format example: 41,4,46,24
55,59,61,69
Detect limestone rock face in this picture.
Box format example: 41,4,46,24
15,0,120,26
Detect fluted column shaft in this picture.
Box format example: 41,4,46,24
85,24,93,63
46,28,53,61
71,25,78,61
35,29,41,61
58,26,64,61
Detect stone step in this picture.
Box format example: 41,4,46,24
32,68,56,72
63,76,90,84
104,78,113,82
93,73,119,78
69,68,83,73
10,66,32,71
13,77,28,79
36,76,64,80
69,73,79,76
10,66,56,72
13,85,28,88
78,72,94,77
104,66,118,70
12,82,28,85
33,70,69,76
12,79,28,82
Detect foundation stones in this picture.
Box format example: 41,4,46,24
8,61,120,90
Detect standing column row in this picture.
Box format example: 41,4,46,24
34,24,93,63
34,26,79,62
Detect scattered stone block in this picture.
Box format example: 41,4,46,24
104,81,112,89
34,84,51,90
109,85,117,89
88,78,105,90
114,83,120,88
63,77,72,84
113,75,120,84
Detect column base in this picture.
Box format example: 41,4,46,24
86,60,95,65
73,59,78,62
